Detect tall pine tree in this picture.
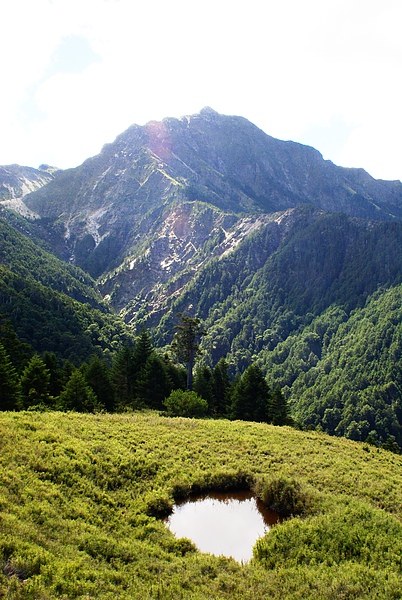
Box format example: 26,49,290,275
230,364,272,423
0,343,20,410
20,354,51,408
171,314,205,390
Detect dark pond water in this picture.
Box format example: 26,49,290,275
164,491,280,562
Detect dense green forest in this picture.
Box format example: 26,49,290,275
0,315,292,430
0,215,104,308
1,204,402,450
0,266,135,363
265,285,402,448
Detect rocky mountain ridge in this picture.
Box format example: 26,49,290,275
0,164,56,200
14,108,402,321
0,164,57,219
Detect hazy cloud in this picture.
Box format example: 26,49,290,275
1,0,401,181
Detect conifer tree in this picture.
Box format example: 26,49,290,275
58,369,98,412
136,352,172,410
212,357,232,416
171,314,205,390
111,345,136,410
193,366,214,410
20,354,51,408
43,351,65,398
0,343,20,410
0,319,31,373
230,364,272,423
271,386,293,426
86,355,115,412
132,330,154,373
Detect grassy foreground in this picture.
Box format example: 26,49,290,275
1,411,402,599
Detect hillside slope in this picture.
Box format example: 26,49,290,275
0,164,55,201
1,411,402,599
0,215,104,308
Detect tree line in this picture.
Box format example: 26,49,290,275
0,316,291,426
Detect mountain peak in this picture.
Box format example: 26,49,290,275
199,106,220,117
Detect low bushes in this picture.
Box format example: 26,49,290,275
253,499,402,571
253,476,314,517
1,411,402,599
163,389,208,418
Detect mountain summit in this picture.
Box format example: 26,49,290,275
17,108,402,323
22,107,402,269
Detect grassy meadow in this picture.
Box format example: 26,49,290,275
1,410,402,599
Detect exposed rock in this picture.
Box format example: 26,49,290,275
0,164,56,218
19,108,402,324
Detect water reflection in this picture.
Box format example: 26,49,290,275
164,491,279,562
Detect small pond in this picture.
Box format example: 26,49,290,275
164,491,280,562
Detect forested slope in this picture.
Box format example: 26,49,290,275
0,215,104,308
154,207,402,364
265,284,402,446
0,266,135,364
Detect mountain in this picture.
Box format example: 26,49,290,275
0,164,57,201
21,107,402,316
1,108,402,445
24,107,402,229
0,164,57,218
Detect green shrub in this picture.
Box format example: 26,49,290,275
146,494,173,518
253,500,402,571
254,476,312,517
163,389,208,418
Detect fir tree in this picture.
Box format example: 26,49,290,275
111,345,136,410
271,386,293,426
212,357,232,416
0,319,32,373
171,314,205,390
86,355,115,412
136,352,172,410
43,351,65,398
0,343,20,410
230,364,272,423
132,330,154,373
58,369,98,412
193,366,214,409
20,354,51,408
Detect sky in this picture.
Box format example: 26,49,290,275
1,0,401,182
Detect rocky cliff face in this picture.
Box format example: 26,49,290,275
0,164,56,218
18,108,402,326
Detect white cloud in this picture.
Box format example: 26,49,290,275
1,0,401,180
